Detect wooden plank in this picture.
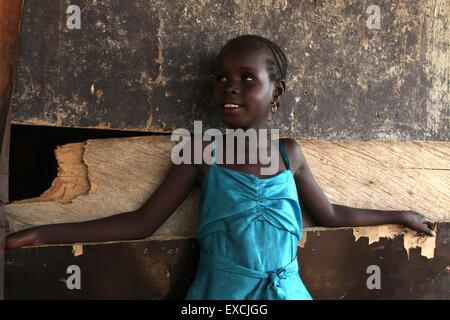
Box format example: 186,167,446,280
299,224,449,299
10,0,450,140
0,111,11,301
6,136,201,235
300,140,450,222
5,137,449,236
5,236,199,299
0,0,23,300
4,223,449,299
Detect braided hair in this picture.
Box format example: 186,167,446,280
220,34,288,83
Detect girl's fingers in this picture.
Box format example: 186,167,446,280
418,223,435,237
423,218,436,230
422,219,431,227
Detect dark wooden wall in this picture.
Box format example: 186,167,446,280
11,0,450,140
5,223,450,299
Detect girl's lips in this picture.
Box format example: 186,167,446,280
223,103,243,114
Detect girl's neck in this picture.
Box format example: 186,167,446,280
221,123,279,161
226,120,274,133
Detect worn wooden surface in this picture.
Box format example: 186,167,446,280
6,136,200,235
4,222,449,299
0,0,23,300
5,136,449,235
11,0,450,140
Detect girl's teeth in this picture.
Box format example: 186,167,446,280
224,104,239,108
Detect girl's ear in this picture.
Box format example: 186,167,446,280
273,79,286,104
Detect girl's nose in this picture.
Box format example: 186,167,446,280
224,81,240,95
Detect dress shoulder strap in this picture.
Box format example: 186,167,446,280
210,138,217,165
278,140,290,170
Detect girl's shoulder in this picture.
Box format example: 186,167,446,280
278,138,305,174
189,136,215,174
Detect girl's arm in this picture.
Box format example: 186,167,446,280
282,139,436,236
329,204,435,236
5,160,199,249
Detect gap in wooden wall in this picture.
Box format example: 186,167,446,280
9,124,167,202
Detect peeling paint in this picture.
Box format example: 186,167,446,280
424,1,450,135
12,141,90,205
55,109,64,127
90,182,98,193
298,231,307,248
352,224,437,259
96,121,111,129
95,89,104,104
289,108,295,131
146,111,153,129
140,15,169,90
72,244,83,257
10,1,449,140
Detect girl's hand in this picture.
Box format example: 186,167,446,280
400,210,436,237
5,228,44,249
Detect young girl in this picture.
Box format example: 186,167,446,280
5,35,436,300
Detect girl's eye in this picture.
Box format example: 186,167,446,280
215,74,255,82
216,74,226,82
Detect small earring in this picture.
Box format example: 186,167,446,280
271,102,278,113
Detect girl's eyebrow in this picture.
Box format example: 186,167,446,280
216,66,259,73
237,66,258,71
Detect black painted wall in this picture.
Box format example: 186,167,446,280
11,0,450,140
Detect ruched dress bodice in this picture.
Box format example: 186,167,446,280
185,139,313,300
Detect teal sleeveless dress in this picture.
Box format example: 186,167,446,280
185,139,313,300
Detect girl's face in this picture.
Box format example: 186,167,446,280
212,46,278,130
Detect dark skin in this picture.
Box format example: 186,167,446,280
5,39,436,249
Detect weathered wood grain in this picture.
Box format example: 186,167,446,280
5,136,449,236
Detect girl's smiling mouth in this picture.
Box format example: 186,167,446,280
223,103,243,113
